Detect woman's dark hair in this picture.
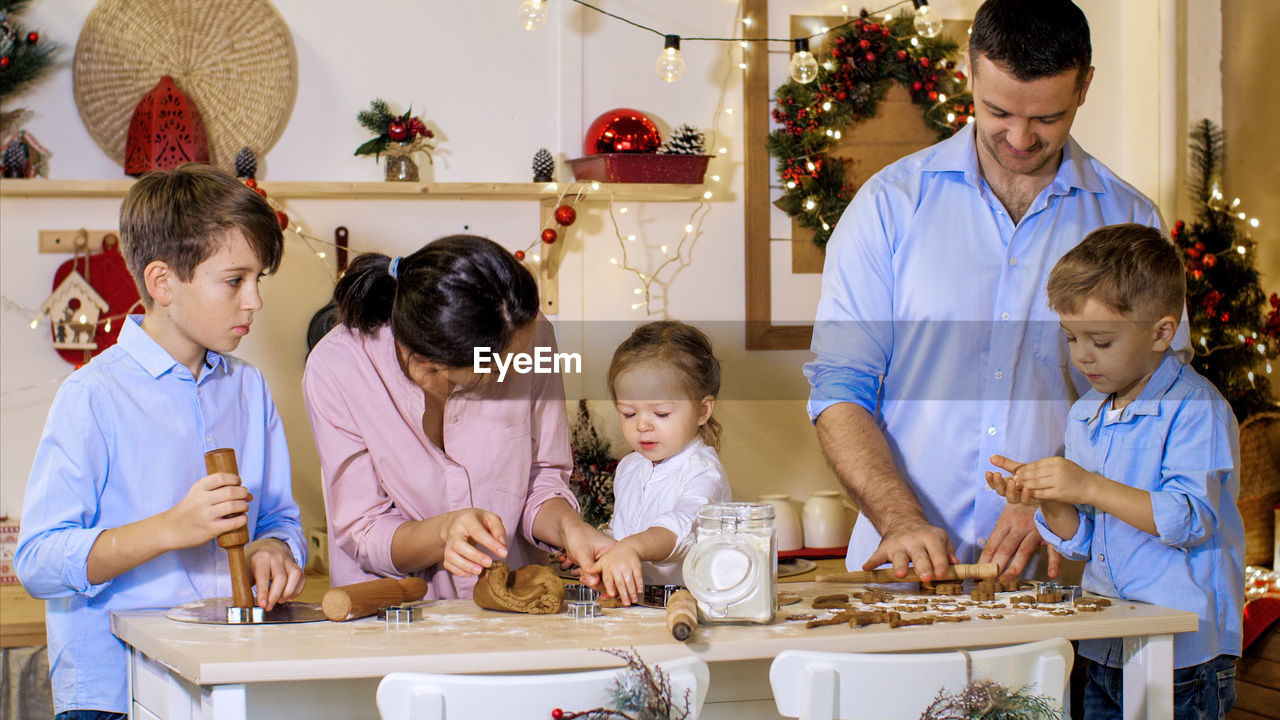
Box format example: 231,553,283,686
970,0,1092,87
333,234,539,366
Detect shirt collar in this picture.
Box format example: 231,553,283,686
117,314,227,379
646,437,705,473
1072,352,1185,424
920,124,1105,197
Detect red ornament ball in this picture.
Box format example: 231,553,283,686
896,50,907,60
254,187,268,198
26,31,38,45
928,91,938,101
920,57,931,67
1203,253,1217,268
551,710,564,720
912,81,923,91
583,108,661,155
387,121,408,142
275,211,289,231
514,250,526,261
540,228,558,244
553,204,577,226
243,178,258,189
865,52,875,62
858,39,870,50
0,56,10,70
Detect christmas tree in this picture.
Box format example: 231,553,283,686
1171,119,1279,421
0,0,54,102
570,399,617,530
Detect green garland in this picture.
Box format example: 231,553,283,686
767,10,972,249
0,0,56,102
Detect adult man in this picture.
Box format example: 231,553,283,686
804,0,1185,581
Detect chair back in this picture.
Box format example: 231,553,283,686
769,638,1073,720
377,654,709,720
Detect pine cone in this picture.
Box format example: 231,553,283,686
532,148,554,182
234,146,257,179
659,124,705,155
2,139,28,178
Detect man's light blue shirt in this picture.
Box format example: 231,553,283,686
16,316,304,714
1036,353,1244,668
804,124,1184,568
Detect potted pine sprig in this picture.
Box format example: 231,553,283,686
355,99,436,180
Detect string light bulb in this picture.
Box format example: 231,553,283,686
517,0,547,30
912,0,943,39
789,38,819,84
657,35,685,83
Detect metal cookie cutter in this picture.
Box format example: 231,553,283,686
564,584,602,619
641,584,685,609
378,599,437,628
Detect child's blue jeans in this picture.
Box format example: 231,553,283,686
1080,654,1237,720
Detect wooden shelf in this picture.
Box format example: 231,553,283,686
0,179,710,202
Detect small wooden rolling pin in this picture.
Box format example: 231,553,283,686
322,577,430,621
665,589,699,642
203,448,255,610
815,562,1000,584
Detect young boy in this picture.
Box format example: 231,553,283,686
986,223,1243,720
16,164,306,719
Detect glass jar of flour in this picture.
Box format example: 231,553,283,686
682,502,776,624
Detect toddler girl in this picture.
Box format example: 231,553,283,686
598,320,732,605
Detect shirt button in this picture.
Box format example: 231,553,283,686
205,435,214,444
994,370,1004,380
1001,312,1010,320
978,537,987,546
450,417,460,424
1009,257,1018,266
987,427,997,436
1096,554,1105,562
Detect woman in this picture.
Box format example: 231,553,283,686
303,234,611,598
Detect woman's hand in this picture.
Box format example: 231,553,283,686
559,519,615,590
438,508,508,577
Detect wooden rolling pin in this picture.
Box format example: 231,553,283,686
815,562,1000,584
204,448,254,610
665,589,699,642
322,577,430,621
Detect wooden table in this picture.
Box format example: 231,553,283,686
113,577,1195,720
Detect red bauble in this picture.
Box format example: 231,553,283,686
896,50,907,60
912,81,923,91
553,205,577,226
276,211,289,230
124,75,210,176
1203,253,1217,268
865,52,875,62
254,187,268,198
243,178,258,189
514,250,526,261
858,39,870,50
540,228,558,244
26,31,38,45
0,56,9,70
551,710,564,720
928,91,938,101
583,108,661,155
387,121,408,142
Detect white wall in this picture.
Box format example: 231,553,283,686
0,1,1177,537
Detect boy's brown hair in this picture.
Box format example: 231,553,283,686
119,163,283,305
1047,223,1185,320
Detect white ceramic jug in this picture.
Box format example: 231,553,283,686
757,494,803,551
801,490,856,549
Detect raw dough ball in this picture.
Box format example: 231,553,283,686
473,562,565,614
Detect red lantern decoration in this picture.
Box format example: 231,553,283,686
553,205,577,226
583,108,661,155
124,75,211,176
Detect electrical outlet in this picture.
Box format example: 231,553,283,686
39,229,121,254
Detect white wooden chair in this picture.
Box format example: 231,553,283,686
769,638,1073,720
377,654,710,720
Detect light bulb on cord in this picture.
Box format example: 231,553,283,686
912,0,943,39
657,35,685,82
789,38,819,84
517,0,547,30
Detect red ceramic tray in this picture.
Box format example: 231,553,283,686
779,546,848,560
567,153,710,184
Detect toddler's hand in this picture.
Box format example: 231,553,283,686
990,455,1095,505
596,542,644,606
164,472,253,549
246,538,305,610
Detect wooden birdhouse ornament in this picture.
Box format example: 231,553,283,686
124,75,210,176
41,271,109,350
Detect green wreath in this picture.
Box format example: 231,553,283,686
767,11,973,249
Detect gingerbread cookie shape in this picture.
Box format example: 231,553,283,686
473,562,565,614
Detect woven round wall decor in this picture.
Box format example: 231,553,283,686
73,0,297,171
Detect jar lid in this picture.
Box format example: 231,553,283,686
696,502,775,522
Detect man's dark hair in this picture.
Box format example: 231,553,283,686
970,0,1092,86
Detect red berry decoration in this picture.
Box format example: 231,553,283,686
514,250,526,261
276,211,289,231
387,121,408,142
928,91,938,101
26,31,39,45
920,57,931,67
244,178,258,189
0,57,10,70
553,204,577,226
896,50,907,60
254,187,268,198
912,81,923,91
541,228,558,244
865,52,875,62
551,710,564,720
858,39,870,50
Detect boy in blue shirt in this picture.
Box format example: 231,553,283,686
16,164,307,719
986,222,1243,720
